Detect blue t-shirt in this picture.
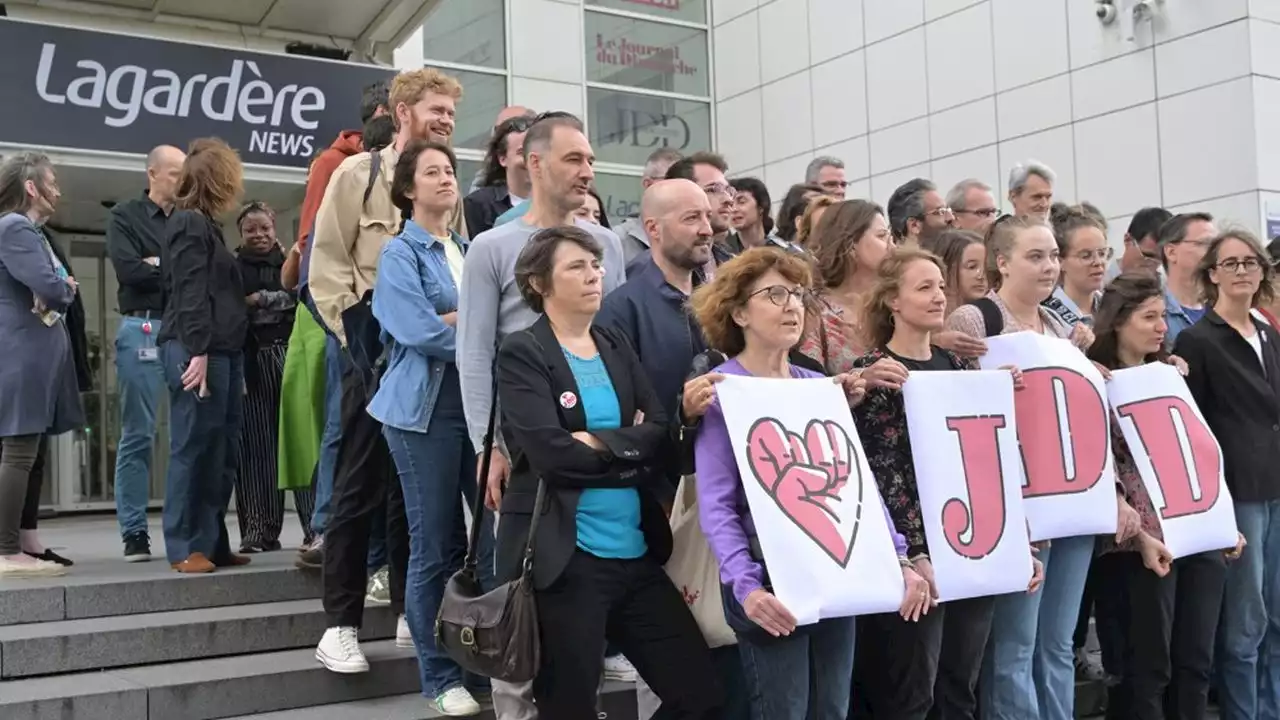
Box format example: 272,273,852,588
1183,305,1207,325
562,347,646,559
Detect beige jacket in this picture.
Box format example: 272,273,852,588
308,142,467,344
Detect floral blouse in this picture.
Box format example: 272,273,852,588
850,346,974,557
798,294,869,375
1102,417,1162,554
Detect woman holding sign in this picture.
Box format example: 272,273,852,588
1089,272,1244,720
945,215,1093,720
849,247,1040,720
1173,229,1280,720
689,247,931,720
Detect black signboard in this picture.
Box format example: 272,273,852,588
0,19,394,168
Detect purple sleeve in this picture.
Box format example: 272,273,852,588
694,397,765,606
880,493,908,556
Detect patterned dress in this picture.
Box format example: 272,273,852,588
797,294,870,375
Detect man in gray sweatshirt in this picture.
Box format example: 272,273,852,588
455,112,624,720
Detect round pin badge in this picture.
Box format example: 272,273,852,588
141,321,153,335
559,391,578,409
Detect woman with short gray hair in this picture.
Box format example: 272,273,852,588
0,152,83,577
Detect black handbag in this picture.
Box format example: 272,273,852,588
435,372,545,683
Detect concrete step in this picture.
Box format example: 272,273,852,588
0,639,419,720
0,598,396,678
0,557,322,626
223,683,641,720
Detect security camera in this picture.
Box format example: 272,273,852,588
1095,0,1117,24
1133,0,1155,21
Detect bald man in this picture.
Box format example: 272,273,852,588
106,143,186,563
596,181,748,720
597,179,717,454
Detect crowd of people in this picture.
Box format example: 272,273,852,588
0,61,1279,720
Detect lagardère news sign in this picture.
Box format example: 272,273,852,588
0,19,392,168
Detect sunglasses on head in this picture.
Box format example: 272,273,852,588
236,201,273,226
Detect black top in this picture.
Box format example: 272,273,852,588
106,193,169,314
1173,309,1280,502
157,210,247,356
462,184,515,240
493,315,673,590
236,245,295,348
883,346,958,372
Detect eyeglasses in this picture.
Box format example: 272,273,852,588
1216,257,1263,274
820,180,849,190
922,206,954,219
704,183,736,198
750,285,807,307
1072,248,1114,262
955,208,1000,219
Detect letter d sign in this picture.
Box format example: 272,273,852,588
1116,396,1221,519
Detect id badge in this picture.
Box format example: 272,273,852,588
137,347,159,362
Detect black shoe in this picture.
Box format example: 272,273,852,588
25,549,74,567
239,543,267,554
263,539,283,552
123,532,152,563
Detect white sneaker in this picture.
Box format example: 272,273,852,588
434,686,482,716
315,626,369,673
396,613,414,649
0,555,66,578
603,654,638,682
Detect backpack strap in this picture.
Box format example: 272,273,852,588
363,151,382,209
969,297,1005,337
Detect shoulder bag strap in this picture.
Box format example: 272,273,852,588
363,151,381,209
464,367,500,572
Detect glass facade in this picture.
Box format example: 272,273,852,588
414,0,712,224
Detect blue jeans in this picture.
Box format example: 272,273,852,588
310,335,344,536
383,369,495,699
1218,499,1280,720
159,342,243,565
737,616,855,720
982,533,1094,720
113,316,165,538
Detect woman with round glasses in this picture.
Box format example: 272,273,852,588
1043,204,1110,326
1173,229,1280,720
691,247,928,719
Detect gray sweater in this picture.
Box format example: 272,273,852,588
457,217,626,449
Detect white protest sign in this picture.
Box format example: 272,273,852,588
979,331,1118,541
1108,363,1238,558
902,370,1034,601
716,374,905,625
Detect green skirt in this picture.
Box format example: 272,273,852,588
277,305,328,490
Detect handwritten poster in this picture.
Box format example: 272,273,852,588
1108,363,1239,558
980,332,1118,541
716,375,905,624
902,370,1034,601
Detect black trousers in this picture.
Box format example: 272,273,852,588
534,550,723,720
21,436,48,531
929,596,996,720
855,605,945,720
321,360,408,627
1121,550,1226,720
235,343,315,548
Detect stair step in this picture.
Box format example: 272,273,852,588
0,640,420,720
0,554,322,626
0,598,396,678
224,683,641,720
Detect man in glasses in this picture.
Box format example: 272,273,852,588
805,155,848,199
947,178,999,235
888,177,952,248
1105,206,1172,282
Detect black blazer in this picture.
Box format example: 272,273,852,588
494,315,673,589
1174,309,1280,502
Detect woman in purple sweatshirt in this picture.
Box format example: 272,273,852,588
688,247,930,720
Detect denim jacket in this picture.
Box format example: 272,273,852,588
367,220,467,433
